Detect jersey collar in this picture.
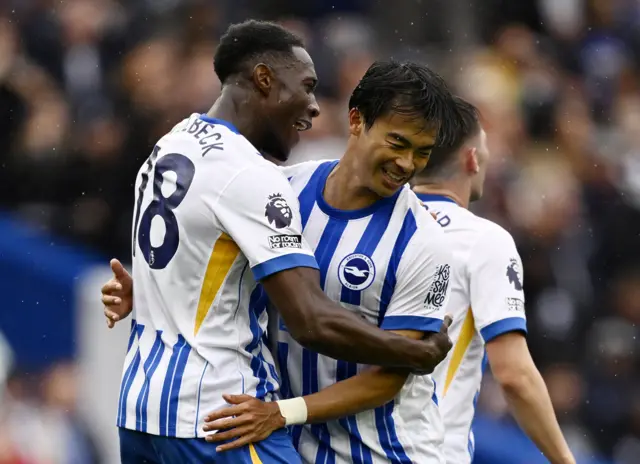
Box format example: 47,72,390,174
315,160,402,220
414,192,457,204
199,114,240,134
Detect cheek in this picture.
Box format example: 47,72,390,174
415,159,430,173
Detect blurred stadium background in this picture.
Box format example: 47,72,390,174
0,0,639,463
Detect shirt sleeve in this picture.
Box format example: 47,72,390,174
380,228,453,334
215,164,318,281
469,226,528,343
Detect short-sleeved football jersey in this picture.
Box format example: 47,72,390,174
117,113,318,438
418,194,528,464
277,161,453,464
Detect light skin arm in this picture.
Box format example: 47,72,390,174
202,328,447,451
486,332,575,464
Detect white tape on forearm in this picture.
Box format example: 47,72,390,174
276,397,308,426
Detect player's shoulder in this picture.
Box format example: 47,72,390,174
400,188,451,255
466,211,517,249
279,159,336,181
160,113,260,163
402,187,448,234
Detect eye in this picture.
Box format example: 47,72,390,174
418,151,432,158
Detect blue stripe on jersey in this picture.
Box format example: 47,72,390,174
380,315,442,332
378,210,418,325
246,285,275,399
159,335,191,436
303,216,347,464
135,331,165,431
298,161,336,229
432,379,439,406
194,361,209,436
375,401,411,463
277,342,291,399
126,319,137,352
337,362,373,464
117,322,144,428
252,253,319,282
340,197,398,306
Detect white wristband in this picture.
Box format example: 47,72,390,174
276,397,308,426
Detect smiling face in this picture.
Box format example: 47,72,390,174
348,108,438,198
258,46,320,161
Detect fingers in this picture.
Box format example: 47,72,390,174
203,415,252,434
204,405,244,423
102,295,122,306
222,394,254,405
440,314,453,333
104,308,120,321
110,259,127,278
102,279,123,295
207,428,255,452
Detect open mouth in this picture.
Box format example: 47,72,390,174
382,167,408,185
293,119,312,132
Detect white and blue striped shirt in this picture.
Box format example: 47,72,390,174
117,114,318,438
277,160,453,464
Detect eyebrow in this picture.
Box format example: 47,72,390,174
387,132,435,150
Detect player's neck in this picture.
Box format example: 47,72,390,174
412,183,469,209
206,87,261,146
323,160,381,211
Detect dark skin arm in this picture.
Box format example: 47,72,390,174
261,267,452,372
101,263,452,372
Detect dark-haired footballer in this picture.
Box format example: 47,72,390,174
201,61,462,464
414,97,575,464
103,21,454,464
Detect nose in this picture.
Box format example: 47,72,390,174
394,153,414,174
308,95,320,119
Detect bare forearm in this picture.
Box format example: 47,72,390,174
304,367,407,423
302,306,438,370
501,369,574,464
264,268,443,371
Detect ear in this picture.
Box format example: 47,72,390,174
252,63,273,96
348,108,364,137
464,146,479,175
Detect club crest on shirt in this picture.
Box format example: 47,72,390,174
265,193,293,229
506,258,523,291
424,264,450,313
338,253,376,291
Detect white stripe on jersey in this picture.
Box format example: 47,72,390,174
418,194,528,464
277,161,450,464
117,114,317,438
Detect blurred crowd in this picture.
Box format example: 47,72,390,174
1,0,640,463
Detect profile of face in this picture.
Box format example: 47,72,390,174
469,128,490,202
349,109,437,198
257,46,320,161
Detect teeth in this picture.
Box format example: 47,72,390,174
294,120,311,131
383,169,404,182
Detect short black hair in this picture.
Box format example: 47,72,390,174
214,20,305,84
348,61,460,146
416,96,481,180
